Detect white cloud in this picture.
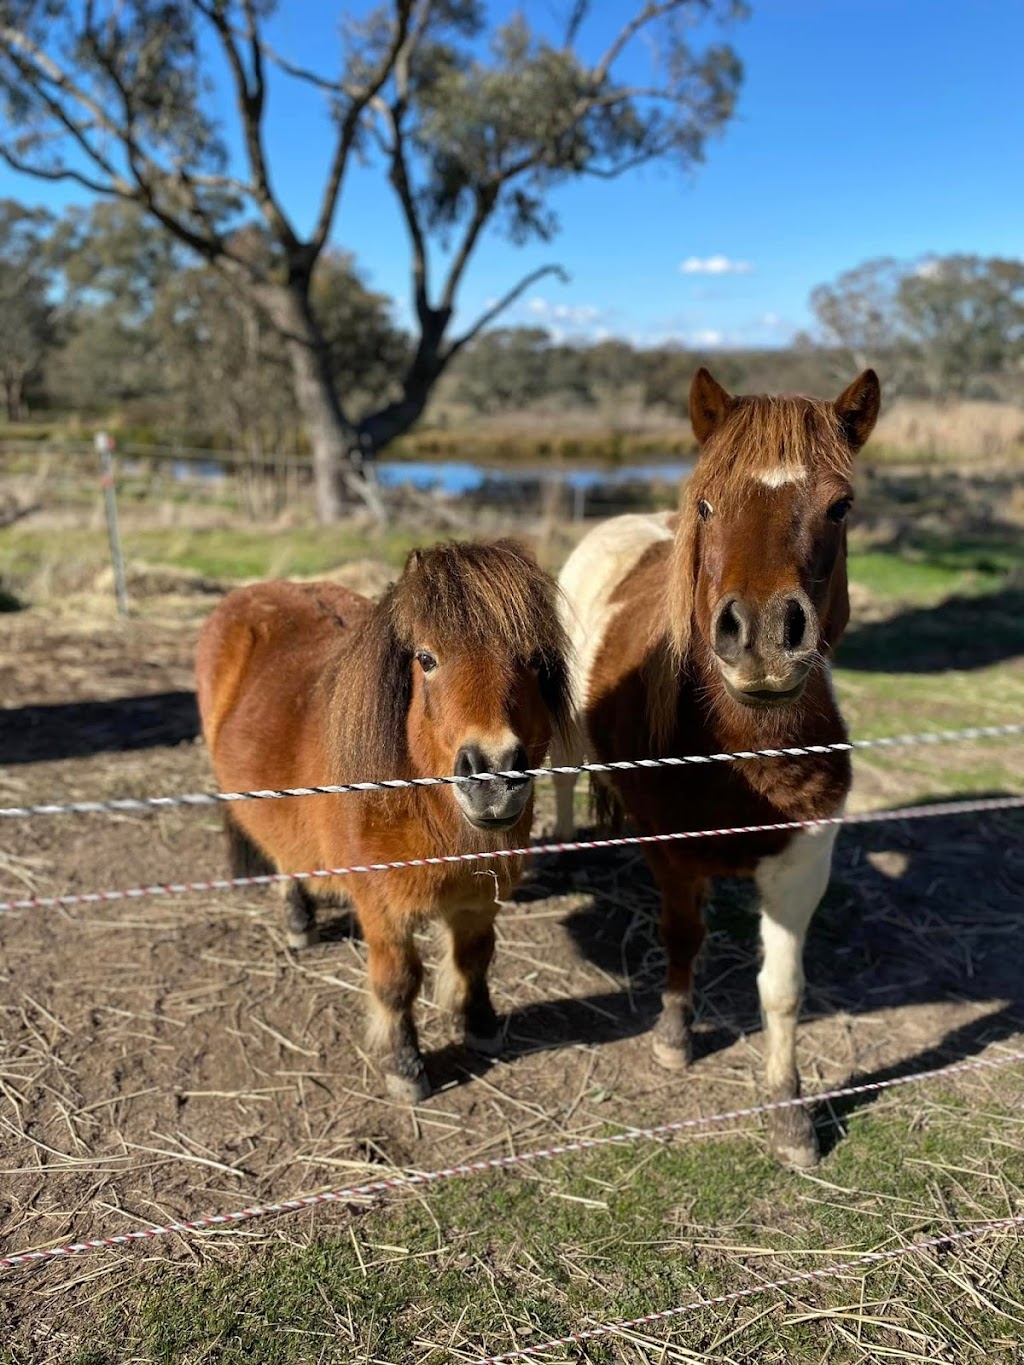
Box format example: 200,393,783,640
914,259,943,279
761,312,781,328
680,255,753,276
526,296,603,326
691,328,726,347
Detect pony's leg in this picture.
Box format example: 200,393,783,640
648,857,709,1071
363,919,429,1103
551,719,584,840
754,824,838,1169
281,881,318,950
436,908,502,1054
553,770,579,841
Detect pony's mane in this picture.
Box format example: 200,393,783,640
340,539,571,783
698,393,852,491
666,393,854,666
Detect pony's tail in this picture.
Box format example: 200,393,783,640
224,811,275,878
589,773,625,836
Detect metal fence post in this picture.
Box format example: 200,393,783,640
96,431,128,619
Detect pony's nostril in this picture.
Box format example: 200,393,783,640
720,602,742,639
505,744,530,786
455,745,484,780
783,598,808,652
713,598,749,663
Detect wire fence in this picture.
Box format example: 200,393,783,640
3,721,1023,820
3,793,1022,915
3,1047,1022,1272
2,710,1022,1355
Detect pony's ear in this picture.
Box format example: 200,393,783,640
404,547,423,574
689,368,733,445
833,370,881,451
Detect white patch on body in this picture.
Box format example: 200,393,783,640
550,512,675,837
756,466,806,488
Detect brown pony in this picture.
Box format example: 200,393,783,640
552,369,881,1167
195,540,570,1101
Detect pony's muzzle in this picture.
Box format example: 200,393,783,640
711,588,817,704
454,741,532,830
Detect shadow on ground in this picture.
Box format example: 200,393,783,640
483,795,1024,1131
838,585,1024,672
0,690,199,763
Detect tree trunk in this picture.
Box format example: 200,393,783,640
270,279,382,524
4,373,23,423
358,311,449,452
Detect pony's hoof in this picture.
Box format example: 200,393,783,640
385,1068,432,1104
286,926,319,951
767,1106,819,1169
465,1026,504,1057
651,1034,691,1072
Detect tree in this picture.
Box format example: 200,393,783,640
454,327,563,413
808,255,1024,399
0,0,746,520
807,257,911,388
0,199,57,420
46,200,176,413
896,256,1024,398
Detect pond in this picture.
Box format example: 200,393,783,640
373,458,693,495
167,455,694,499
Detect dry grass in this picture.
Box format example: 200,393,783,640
873,399,1024,464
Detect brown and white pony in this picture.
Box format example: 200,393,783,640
552,369,880,1167
196,540,570,1102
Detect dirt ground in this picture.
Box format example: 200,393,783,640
1,576,1023,1349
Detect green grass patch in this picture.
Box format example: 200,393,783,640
52,1087,1024,1364
0,524,424,595
847,548,1013,605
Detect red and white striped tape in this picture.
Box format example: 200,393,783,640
470,1213,1024,1364
2,721,1022,820
2,792,1021,914
2,1048,1022,1271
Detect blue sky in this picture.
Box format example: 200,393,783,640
3,0,1022,348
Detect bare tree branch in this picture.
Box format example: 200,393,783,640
0,145,115,197
439,186,499,315
563,0,589,48
593,0,690,84
250,44,343,95
192,0,299,251
372,97,431,322
0,24,123,140
310,0,417,258
447,264,570,359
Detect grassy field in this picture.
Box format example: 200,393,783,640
46,1085,1024,1364
1,463,1022,1364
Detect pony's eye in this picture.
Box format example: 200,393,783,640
698,499,714,522
827,498,852,524
415,650,437,674
527,651,544,673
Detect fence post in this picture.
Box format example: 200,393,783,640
96,431,128,619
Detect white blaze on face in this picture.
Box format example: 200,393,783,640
756,465,807,488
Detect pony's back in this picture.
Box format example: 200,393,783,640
196,578,369,776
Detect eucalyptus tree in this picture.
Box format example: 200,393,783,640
0,199,56,420
0,0,746,519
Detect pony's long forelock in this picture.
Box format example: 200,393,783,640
389,539,573,736
649,393,856,747
338,540,573,786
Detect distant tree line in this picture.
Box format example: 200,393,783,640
2,194,1022,445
